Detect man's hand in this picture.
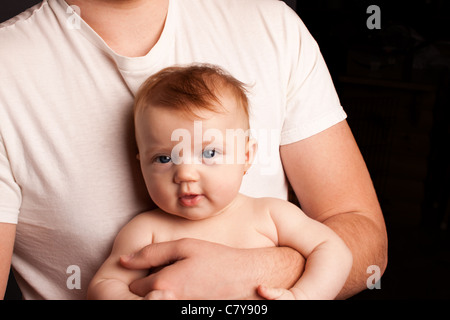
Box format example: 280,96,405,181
120,238,304,300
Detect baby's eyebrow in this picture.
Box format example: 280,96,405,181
143,145,173,157
202,133,225,144
201,138,225,149
202,138,217,145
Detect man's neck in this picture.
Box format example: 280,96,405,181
66,0,169,57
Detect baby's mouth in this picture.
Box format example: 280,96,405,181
178,194,204,207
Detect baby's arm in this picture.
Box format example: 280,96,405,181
258,199,353,300
87,213,155,300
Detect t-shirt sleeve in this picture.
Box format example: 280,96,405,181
0,135,21,224
280,6,347,146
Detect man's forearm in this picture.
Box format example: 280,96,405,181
255,246,305,293
322,212,388,299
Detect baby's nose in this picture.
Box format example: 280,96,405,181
173,163,200,184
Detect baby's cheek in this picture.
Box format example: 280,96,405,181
148,183,172,208
212,171,243,196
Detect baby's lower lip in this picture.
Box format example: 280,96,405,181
179,194,204,207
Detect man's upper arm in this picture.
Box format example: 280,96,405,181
0,135,21,298
280,120,388,298
280,120,385,228
0,223,16,299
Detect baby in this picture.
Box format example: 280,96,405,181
87,64,352,300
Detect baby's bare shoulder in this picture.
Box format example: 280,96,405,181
252,196,301,211
115,209,172,244
250,197,307,224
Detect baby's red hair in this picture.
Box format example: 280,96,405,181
134,64,249,123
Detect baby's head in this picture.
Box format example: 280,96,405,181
134,64,250,129
134,64,256,220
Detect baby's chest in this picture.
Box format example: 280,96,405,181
156,215,278,249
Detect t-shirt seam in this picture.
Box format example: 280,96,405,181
0,209,19,224
0,1,47,33
280,107,347,145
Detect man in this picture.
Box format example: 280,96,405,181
0,0,387,299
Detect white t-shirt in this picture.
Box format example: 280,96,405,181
0,0,346,299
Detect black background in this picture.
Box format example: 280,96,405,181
1,0,449,300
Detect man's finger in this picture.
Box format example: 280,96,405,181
119,239,190,269
257,285,284,300
145,289,176,300
129,264,178,297
129,273,158,297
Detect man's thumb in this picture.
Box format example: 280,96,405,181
119,240,187,269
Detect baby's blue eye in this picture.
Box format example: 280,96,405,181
202,149,216,159
155,155,172,164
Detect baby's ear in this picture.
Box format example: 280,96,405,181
244,138,258,170
136,153,141,161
